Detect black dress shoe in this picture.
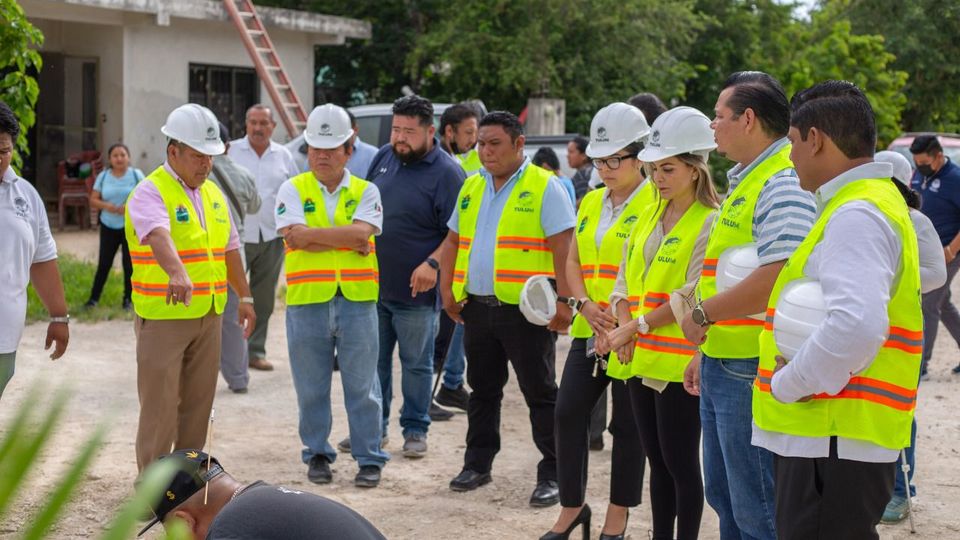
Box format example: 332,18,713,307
530,480,560,507
436,384,470,412
540,504,591,540
354,465,381,488
598,511,629,540
429,402,454,421
449,469,492,492
307,455,332,484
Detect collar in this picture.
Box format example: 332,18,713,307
480,157,531,188
163,161,201,192
727,137,790,186
814,161,894,211
1,166,19,184
317,168,352,194
603,178,647,210
235,136,278,155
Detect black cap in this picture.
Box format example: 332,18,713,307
137,449,224,537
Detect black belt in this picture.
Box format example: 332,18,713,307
467,294,504,307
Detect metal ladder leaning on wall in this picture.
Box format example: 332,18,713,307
223,0,308,137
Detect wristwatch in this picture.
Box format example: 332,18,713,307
574,297,591,312
425,257,440,271
691,301,712,327
635,314,650,334
240,297,255,305
50,315,70,325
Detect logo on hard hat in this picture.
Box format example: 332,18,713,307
596,127,609,142
206,126,217,140
320,123,331,135
649,130,661,147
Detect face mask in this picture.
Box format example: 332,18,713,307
917,164,935,177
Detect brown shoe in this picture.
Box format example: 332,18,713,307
249,358,274,371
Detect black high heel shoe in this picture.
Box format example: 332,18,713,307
539,504,592,540
598,510,628,540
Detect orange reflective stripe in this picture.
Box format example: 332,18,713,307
643,292,670,309
131,281,227,296
453,270,466,283
340,269,378,282
701,258,718,277
628,295,640,310
495,269,552,283
596,264,619,279
764,308,776,331
884,326,923,354
755,369,917,411
580,266,596,278
287,270,337,285
635,334,698,355
496,236,550,252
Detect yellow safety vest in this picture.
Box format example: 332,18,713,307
698,144,793,358
283,172,379,305
607,200,715,381
125,166,230,320
570,182,655,338
452,164,555,304
753,178,921,450
458,149,482,174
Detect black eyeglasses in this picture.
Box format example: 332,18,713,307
591,154,637,170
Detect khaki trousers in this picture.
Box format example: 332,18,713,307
135,309,222,471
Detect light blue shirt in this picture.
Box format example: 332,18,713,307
93,167,142,229
447,158,576,295
347,136,379,180
556,175,576,206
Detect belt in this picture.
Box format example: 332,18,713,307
467,294,504,307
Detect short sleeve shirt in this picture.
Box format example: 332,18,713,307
228,137,300,243
93,167,142,229
0,167,57,353
274,169,383,234
913,158,960,246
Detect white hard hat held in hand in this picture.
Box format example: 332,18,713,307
585,103,651,159
774,279,827,361
161,104,225,156
638,106,716,163
717,243,764,320
874,150,914,187
304,104,354,149
520,275,558,326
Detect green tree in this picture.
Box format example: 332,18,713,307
0,0,43,170
410,0,705,134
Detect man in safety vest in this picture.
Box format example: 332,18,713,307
753,80,922,539
678,72,816,539
125,104,255,470
439,111,576,507
275,104,388,488
432,102,483,419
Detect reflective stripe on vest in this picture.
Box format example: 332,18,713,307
283,172,379,305
698,144,793,359
752,177,922,450
124,166,230,320
452,164,555,304
606,200,715,381
570,183,654,338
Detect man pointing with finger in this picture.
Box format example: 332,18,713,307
126,104,255,470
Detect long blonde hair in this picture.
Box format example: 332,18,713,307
644,153,721,209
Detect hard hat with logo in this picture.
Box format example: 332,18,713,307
161,104,225,156
585,103,651,158
638,106,716,162
874,150,914,187
520,275,558,326
773,279,827,361
716,243,764,320
304,104,354,149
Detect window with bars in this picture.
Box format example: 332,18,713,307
188,64,259,141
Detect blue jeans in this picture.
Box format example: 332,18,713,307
377,300,437,438
442,322,465,390
700,354,777,540
286,299,389,468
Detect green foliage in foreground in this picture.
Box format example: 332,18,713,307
26,254,133,324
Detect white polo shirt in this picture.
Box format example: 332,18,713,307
274,168,383,234
0,167,57,353
228,136,300,244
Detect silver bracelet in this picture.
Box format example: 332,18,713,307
50,315,70,324
240,297,255,305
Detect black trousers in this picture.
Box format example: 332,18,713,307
774,438,895,540
556,338,644,507
434,310,458,371
629,379,703,540
89,224,132,303
462,300,558,482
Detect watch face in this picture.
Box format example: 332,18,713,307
692,307,706,326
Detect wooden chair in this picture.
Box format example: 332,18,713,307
57,150,103,230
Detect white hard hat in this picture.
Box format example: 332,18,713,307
773,279,827,361
638,106,716,162
161,104,225,156
716,244,764,320
304,104,354,149
585,103,651,158
519,275,558,326
875,150,914,187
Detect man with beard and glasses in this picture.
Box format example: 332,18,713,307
337,95,466,459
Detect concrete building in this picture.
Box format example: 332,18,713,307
21,0,370,200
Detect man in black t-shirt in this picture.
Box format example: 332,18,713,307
138,450,385,540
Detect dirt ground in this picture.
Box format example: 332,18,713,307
1,230,958,539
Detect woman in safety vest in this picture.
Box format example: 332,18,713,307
600,106,721,540
542,102,653,540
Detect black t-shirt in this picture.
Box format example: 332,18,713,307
205,482,386,540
